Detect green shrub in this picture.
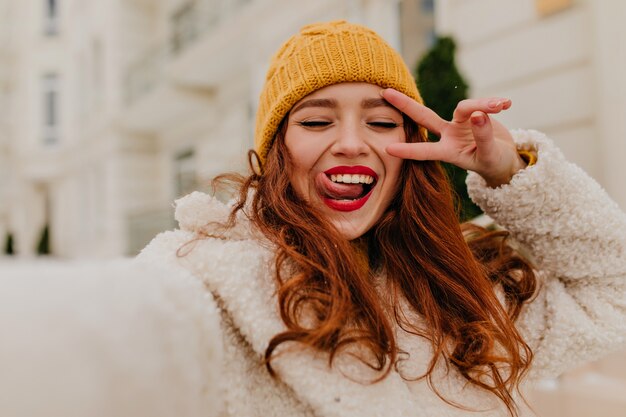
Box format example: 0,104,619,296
415,36,482,221
4,232,14,255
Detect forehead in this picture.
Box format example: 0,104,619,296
289,82,397,114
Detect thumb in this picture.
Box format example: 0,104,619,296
470,111,494,150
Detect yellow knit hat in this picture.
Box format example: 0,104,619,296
254,20,422,164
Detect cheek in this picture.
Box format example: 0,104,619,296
289,165,309,191
284,129,318,171
383,130,406,186
286,155,315,200
386,156,404,178
287,141,323,169
381,155,404,200
285,134,325,197
287,143,314,173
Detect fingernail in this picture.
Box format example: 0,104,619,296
379,89,386,97
488,99,502,109
471,113,486,126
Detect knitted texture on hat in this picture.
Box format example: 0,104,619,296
254,20,422,164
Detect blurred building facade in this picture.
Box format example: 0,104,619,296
436,2,626,416
0,0,171,257
0,0,11,252
0,1,624,415
0,0,434,258
437,0,626,211
3,0,625,260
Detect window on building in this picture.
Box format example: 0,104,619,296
398,0,436,70
42,73,60,145
170,2,198,54
44,0,59,36
421,0,434,13
174,149,197,197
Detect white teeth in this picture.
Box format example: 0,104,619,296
329,173,375,184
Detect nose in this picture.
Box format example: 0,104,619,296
330,123,369,158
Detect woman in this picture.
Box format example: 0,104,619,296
138,20,626,417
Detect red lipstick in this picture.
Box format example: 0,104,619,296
322,192,373,211
324,165,378,178
318,166,378,212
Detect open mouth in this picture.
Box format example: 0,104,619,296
316,166,378,212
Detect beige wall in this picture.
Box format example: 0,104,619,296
435,1,626,415
399,0,435,70
0,0,425,257
435,0,626,211
0,0,167,257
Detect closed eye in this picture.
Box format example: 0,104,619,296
298,121,332,128
368,121,399,129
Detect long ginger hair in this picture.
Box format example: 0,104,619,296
216,116,537,417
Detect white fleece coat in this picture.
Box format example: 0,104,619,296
3,130,621,417
135,130,626,417
0,260,222,417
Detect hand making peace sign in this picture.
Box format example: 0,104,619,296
381,88,528,188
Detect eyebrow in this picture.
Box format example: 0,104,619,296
290,97,396,114
291,98,337,114
361,98,395,109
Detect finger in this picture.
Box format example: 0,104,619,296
386,142,450,162
452,98,512,123
381,88,448,135
469,111,495,151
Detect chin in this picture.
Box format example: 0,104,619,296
323,198,387,241
331,219,370,241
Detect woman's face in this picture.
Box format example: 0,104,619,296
284,82,405,240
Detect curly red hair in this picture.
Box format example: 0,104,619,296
214,116,536,417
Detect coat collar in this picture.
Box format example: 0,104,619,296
173,192,425,417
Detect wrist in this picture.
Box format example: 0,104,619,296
483,152,529,188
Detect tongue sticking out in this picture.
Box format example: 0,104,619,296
316,173,365,200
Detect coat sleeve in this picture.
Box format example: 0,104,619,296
466,129,626,380
0,249,223,417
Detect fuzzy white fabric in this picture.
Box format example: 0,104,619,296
467,129,626,381
0,259,223,417
3,130,622,417
136,130,626,417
